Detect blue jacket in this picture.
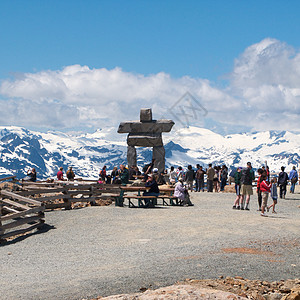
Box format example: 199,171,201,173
289,169,298,180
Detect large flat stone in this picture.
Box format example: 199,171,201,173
118,120,174,133
127,133,163,147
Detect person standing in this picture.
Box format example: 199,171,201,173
267,178,278,213
177,166,184,181
196,165,205,192
169,166,177,185
289,166,298,194
195,164,200,191
99,166,107,182
185,165,195,192
206,164,215,192
57,167,64,181
213,166,220,193
256,168,263,211
220,165,228,192
240,162,255,210
232,167,242,209
278,166,289,199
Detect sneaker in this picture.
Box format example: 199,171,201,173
232,206,236,209
261,213,267,217
272,211,277,214
241,207,244,210
237,206,240,210
245,208,250,211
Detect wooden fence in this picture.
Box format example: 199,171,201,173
17,181,122,210
0,190,45,241
0,178,121,240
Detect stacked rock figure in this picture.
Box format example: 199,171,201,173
117,108,175,173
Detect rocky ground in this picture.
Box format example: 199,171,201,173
93,277,300,300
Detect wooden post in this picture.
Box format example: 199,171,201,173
90,186,96,206
62,187,72,210
0,201,4,242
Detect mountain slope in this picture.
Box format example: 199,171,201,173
0,126,299,179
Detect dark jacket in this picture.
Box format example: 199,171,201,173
241,167,255,185
278,171,288,185
145,179,159,194
185,169,195,182
28,171,37,182
234,171,241,185
120,168,129,185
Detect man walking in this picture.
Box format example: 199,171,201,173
278,166,289,198
289,166,298,194
240,162,255,210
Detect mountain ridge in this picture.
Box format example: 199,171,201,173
0,125,299,179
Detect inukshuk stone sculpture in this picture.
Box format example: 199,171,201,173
117,108,174,172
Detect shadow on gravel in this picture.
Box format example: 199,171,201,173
0,224,56,247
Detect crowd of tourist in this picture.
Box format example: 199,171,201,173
23,160,299,213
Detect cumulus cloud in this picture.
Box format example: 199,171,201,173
229,38,300,131
0,38,300,133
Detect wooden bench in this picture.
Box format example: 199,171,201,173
157,195,183,206
123,195,158,208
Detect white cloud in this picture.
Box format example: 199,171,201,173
0,38,300,133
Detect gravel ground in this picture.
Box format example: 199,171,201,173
1,189,299,300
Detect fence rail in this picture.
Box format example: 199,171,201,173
0,190,45,241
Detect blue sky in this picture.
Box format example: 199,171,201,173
0,0,300,133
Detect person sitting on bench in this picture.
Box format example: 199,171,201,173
174,178,194,206
143,174,160,207
144,174,160,197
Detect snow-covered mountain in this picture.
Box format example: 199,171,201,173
0,126,299,179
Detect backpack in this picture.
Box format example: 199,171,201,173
241,168,251,185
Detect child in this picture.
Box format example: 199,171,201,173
267,178,278,213
260,174,271,217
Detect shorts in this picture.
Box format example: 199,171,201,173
235,184,240,196
262,192,269,207
240,184,253,196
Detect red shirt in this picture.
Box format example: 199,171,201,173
260,180,271,193
257,175,262,189
57,170,64,180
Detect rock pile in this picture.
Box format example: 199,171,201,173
182,277,300,300
91,277,300,300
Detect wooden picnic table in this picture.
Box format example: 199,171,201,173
120,185,174,194
120,186,147,195
117,185,176,207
